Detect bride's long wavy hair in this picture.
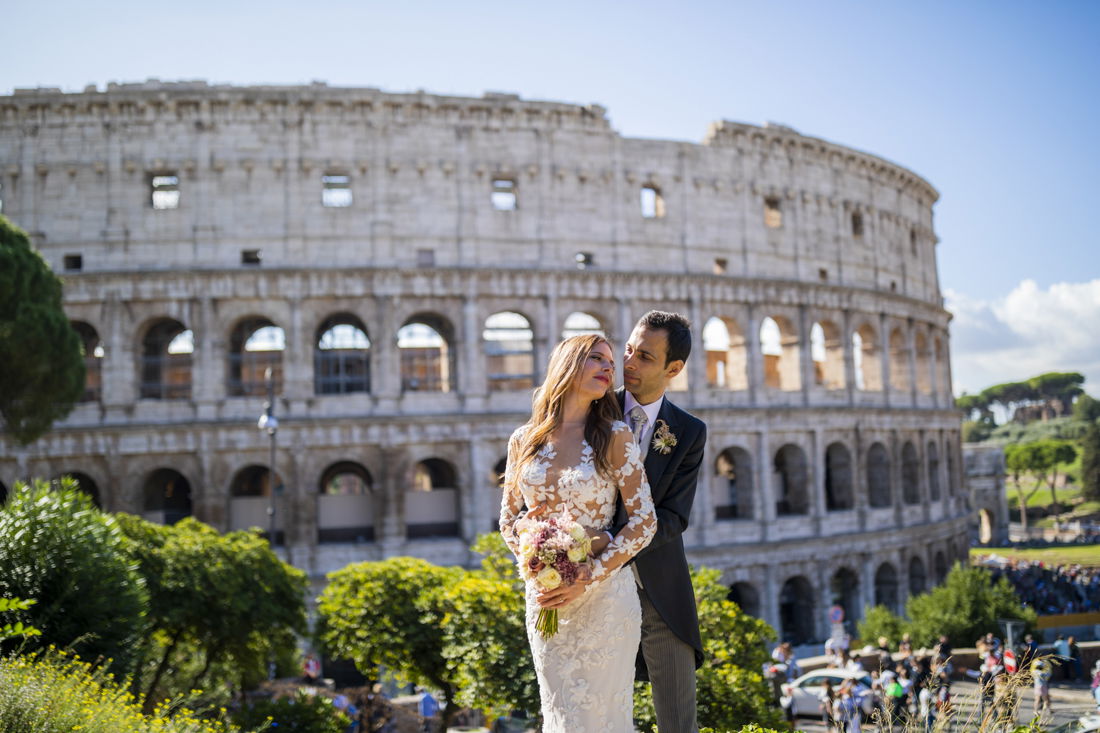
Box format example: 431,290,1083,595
509,334,623,489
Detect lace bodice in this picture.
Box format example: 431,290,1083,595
500,420,656,584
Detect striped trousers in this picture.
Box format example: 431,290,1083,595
639,587,698,733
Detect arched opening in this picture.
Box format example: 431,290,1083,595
228,318,284,397
728,582,761,618
825,442,854,511
874,562,899,612
315,315,371,395
140,319,192,399
318,462,375,543
889,327,910,392
484,311,535,392
946,444,957,497
811,320,845,390
561,311,606,339
714,447,753,520
779,576,816,644
760,316,800,391
915,331,932,395
902,441,921,505
927,441,941,501
142,468,193,525
830,567,862,629
867,442,892,508
774,444,809,516
229,464,284,541
979,509,995,545
703,316,748,390
934,551,948,584
72,321,103,402
407,458,459,538
399,314,454,393
909,556,927,595
852,324,882,391
54,472,101,507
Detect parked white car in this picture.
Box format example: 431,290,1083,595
779,669,877,718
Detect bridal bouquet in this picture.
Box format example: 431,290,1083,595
516,516,593,638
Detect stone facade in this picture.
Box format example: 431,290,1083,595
0,81,967,643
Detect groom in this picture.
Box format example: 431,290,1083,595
606,310,706,733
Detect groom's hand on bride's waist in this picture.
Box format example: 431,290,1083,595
586,528,612,556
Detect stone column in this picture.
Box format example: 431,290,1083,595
843,309,856,405
193,295,220,418
907,320,918,407
810,428,825,536
746,305,762,406
878,312,891,408
799,304,813,406
378,446,407,554
688,294,704,409
283,296,311,405
373,294,400,408
757,429,776,539
458,294,484,401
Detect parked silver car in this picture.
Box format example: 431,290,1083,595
779,669,877,718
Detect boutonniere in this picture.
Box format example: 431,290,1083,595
651,420,677,455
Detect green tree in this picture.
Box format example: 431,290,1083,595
1028,372,1085,418
1005,440,1077,528
232,690,348,733
1073,393,1100,424
0,597,40,642
0,215,85,445
961,420,994,444
856,604,907,647
0,479,148,674
316,557,464,722
957,393,993,424
115,514,308,712
1081,422,1100,502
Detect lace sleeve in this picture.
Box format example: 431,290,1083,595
499,431,525,556
589,426,656,584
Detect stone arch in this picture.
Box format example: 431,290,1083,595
909,555,927,595
71,320,103,402
889,326,911,392
142,468,193,525
561,311,607,339
484,311,535,392
852,322,882,391
825,442,854,511
915,330,933,395
728,581,761,618
703,316,748,390
714,446,753,520
830,566,862,627
979,508,995,545
53,471,101,507
875,562,899,612
318,461,376,543
927,441,941,501
902,441,921,505
779,576,816,644
139,317,193,400
946,442,957,497
407,457,460,538
228,464,285,540
399,313,455,393
759,315,800,391
774,444,809,516
934,551,948,584
314,313,371,395
867,442,892,508
811,319,845,390
228,316,285,397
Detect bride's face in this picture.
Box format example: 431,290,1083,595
572,341,614,401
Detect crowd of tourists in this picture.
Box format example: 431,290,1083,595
979,555,1100,614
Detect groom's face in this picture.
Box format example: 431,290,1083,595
623,325,684,405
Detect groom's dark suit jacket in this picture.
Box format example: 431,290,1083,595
613,388,706,675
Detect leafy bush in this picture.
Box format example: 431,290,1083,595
0,479,148,674
857,604,907,648
0,598,39,642
0,648,244,733
231,690,348,733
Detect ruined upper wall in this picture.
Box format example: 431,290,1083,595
0,81,943,305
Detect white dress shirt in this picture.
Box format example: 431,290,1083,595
623,391,665,454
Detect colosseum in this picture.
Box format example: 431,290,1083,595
0,80,967,645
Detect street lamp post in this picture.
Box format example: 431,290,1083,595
257,367,279,553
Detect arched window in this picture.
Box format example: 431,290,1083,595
774,444,809,516
875,562,899,612
889,327,910,392
399,314,454,393
140,319,192,399
915,331,933,395
230,464,282,497
867,442,892,508
228,318,284,397
811,321,845,390
825,442,854,511
927,441,941,501
407,458,459,538
54,472,101,507
760,316,800,391
779,576,816,644
315,315,370,395
561,311,606,339
484,312,535,392
318,462,375,543
142,468,192,525
909,556,927,595
72,321,103,402
902,441,921,505
934,551,948,584
852,324,882,391
229,464,284,541
728,582,761,618
703,317,748,390
714,447,753,520
830,567,862,627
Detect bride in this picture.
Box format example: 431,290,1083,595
500,334,656,732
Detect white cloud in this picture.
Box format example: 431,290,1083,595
945,279,1100,396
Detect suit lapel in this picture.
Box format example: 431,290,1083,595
643,399,679,500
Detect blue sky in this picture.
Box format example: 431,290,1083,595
3,0,1098,396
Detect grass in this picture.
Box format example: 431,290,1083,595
1006,481,1081,509
971,544,1100,567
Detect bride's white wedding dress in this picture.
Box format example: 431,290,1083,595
501,421,656,732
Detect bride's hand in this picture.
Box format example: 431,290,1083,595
536,578,590,609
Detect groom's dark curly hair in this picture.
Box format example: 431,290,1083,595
637,310,692,365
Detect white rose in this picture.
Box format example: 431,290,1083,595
567,524,588,543
567,545,587,563
536,566,562,590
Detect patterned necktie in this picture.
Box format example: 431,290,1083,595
629,405,648,447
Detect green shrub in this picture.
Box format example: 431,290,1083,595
231,690,348,733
